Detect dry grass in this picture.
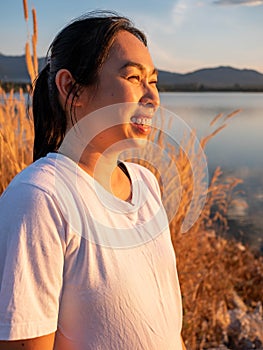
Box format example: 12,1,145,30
0,0,38,191
23,0,28,22
23,0,38,83
0,88,33,193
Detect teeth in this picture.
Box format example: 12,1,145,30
131,117,152,126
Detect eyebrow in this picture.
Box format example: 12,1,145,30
119,62,158,76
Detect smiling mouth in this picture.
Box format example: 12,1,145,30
130,116,152,126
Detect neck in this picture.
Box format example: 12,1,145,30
59,137,132,201
79,148,119,186
72,147,132,202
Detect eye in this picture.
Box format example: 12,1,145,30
149,75,158,85
150,79,158,85
128,75,141,83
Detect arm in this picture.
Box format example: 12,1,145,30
0,333,55,350
0,185,64,345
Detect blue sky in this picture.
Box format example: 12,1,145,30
1,0,263,73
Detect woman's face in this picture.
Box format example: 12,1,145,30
78,30,160,151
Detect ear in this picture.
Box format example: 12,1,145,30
55,69,81,107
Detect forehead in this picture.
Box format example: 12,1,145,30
106,31,155,71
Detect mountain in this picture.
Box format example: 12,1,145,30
1,54,263,90
0,54,45,83
158,66,263,90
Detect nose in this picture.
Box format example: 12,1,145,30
140,83,160,109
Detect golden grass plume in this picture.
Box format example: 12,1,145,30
24,4,39,84
23,0,28,22
0,88,33,193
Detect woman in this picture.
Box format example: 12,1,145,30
0,11,186,350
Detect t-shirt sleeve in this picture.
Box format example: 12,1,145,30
0,183,66,340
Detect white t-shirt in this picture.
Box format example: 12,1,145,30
0,153,182,349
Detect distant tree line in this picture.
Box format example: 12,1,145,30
0,81,29,92
157,83,263,92
1,81,263,93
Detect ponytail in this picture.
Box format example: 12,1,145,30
32,63,67,161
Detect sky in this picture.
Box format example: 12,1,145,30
1,0,263,73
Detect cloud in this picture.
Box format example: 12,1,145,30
148,40,178,71
172,0,196,27
172,1,189,26
172,0,207,27
213,0,263,6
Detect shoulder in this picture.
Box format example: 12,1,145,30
0,154,68,232
3,153,59,197
0,153,91,241
1,152,79,203
0,156,67,256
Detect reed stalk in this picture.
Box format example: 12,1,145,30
23,0,28,22
23,3,39,83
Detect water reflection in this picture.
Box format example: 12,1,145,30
160,92,263,254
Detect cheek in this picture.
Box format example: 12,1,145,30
111,83,141,102
95,83,142,110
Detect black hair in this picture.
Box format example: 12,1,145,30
32,10,147,161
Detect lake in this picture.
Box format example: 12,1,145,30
160,92,263,254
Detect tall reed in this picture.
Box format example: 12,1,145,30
0,88,33,193
23,0,38,83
